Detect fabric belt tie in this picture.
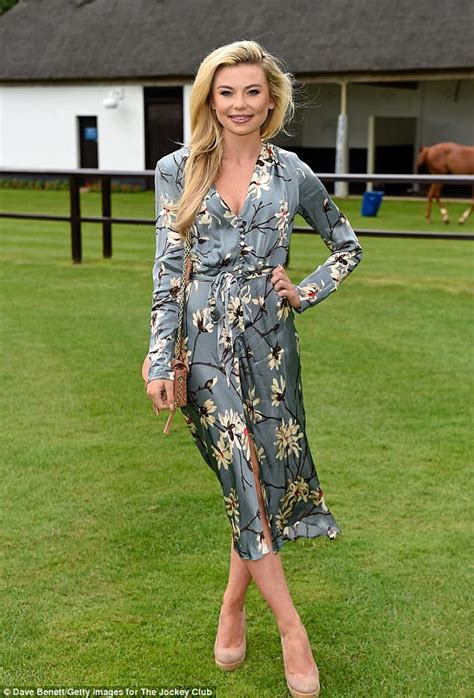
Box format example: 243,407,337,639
192,265,274,387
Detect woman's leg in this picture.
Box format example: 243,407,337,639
243,436,318,675
218,435,317,674
216,536,252,646
224,537,253,611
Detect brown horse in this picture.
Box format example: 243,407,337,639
416,142,474,224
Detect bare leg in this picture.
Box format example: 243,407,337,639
217,432,317,673
216,536,253,646
218,429,274,645
229,433,318,674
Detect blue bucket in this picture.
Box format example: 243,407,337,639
361,190,384,217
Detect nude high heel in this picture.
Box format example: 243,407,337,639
280,633,320,698
214,607,246,671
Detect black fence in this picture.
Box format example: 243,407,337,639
0,168,473,263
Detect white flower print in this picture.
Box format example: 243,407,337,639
327,250,360,286
218,325,232,352
212,433,232,471
192,307,214,333
271,376,286,408
244,386,264,424
267,344,284,371
184,415,197,435
230,519,241,541
248,168,271,200
240,285,252,306
294,331,301,357
255,443,266,464
159,191,178,232
219,409,246,451
199,398,217,428
274,418,304,460
148,333,167,356
169,275,181,297
309,486,329,512
275,199,290,240
257,531,269,555
150,308,164,334
196,204,213,227
276,296,291,321
227,296,245,330
252,295,265,309
298,282,323,303
287,475,310,502
224,487,239,519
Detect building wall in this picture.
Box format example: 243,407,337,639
287,79,474,151
0,79,472,170
0,84,145,169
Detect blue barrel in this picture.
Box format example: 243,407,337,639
361,190,384,216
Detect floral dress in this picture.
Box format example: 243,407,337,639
147,140,363,561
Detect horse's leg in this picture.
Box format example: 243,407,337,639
434,184,449,224
426,184,435,222
458,185,474,224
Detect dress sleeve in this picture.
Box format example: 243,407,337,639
147,158,185,382
292,155,363,314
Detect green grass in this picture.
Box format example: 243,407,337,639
0,189,473,696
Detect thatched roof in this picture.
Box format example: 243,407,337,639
0,0,472,82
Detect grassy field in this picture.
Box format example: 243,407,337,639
0,189,473,696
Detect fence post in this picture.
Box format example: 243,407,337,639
69,174,82,264
101,175,112,258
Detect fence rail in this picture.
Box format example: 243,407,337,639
1,168,473,263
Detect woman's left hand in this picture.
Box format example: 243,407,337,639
271,265,302,311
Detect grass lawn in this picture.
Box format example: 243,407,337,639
0,189,473,696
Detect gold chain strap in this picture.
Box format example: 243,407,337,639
173,229,192,360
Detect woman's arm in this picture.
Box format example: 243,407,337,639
147,156,185,382
292,154,363,314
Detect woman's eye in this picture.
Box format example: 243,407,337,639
219,90,260,96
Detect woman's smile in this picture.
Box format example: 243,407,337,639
229,115,253,123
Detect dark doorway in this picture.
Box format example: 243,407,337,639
373,116,417,195
144,87,183,182
78,116,98,168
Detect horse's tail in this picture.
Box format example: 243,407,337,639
415,146,429,174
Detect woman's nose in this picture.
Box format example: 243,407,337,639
233,94,248,109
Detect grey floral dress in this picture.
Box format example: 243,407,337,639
147,140,363,561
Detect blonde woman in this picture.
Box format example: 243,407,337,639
143,40,363,697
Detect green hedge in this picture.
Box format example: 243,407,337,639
0,178,145,193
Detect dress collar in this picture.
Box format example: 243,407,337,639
260,140,280,167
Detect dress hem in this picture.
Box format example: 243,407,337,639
234,521,342,561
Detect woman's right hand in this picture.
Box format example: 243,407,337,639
146,379,175,416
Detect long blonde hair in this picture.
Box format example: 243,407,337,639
171,40,297,239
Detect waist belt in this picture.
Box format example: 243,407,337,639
191,265,275,387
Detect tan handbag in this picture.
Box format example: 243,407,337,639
144,229,193,435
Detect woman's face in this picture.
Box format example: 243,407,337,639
210,63,275,138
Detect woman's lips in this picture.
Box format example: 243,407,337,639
229,116,253,123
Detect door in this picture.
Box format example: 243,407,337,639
78,116,98,168
373,116,417,195
144,87,183,181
